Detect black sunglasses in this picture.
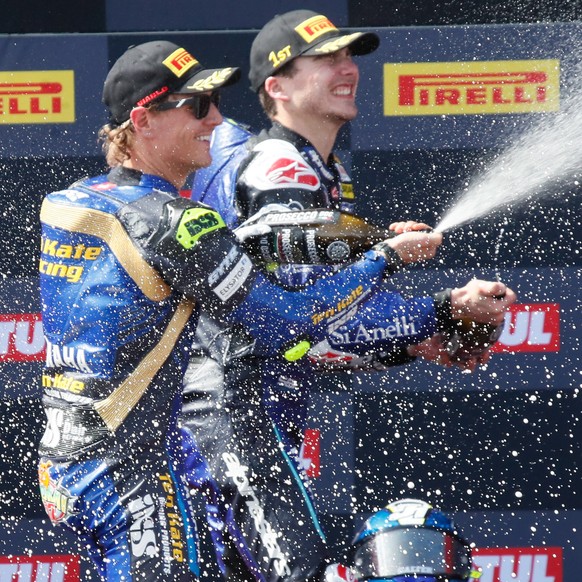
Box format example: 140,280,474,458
154,91,220,119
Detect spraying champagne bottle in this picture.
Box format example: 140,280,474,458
242,209,394,265
444,294,506,363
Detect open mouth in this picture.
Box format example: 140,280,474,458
332,85,355,97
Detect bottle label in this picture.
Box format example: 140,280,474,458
305,229,321,263
262,210,335,226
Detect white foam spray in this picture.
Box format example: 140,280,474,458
435,91,582,233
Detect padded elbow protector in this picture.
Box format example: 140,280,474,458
151,198,258,317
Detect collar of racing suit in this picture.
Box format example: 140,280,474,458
106,165,179,195
264,122,337,168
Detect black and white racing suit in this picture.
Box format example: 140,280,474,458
181,121,455,581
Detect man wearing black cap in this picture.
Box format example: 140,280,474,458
182,9,515,582
37,39,242,582
36,39,421,581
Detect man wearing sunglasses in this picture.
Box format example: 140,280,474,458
181,9,516,582
37,39,425,581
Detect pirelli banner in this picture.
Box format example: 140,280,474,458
0,35,109,158
1,23,581,156
383,59,559,116
353,22,582,150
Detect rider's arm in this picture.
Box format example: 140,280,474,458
130,197,391,358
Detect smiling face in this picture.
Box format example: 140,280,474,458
152,92,223,171
278,48,360,127
129,91,224,188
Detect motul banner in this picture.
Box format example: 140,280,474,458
0,555,80,581
493,303,560,353
473,547,563,582
0,313,45,362
0,302,562,363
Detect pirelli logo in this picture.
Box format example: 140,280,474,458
295,15,337,43
0,70,75,124
162,47,199,77
384,60,560,116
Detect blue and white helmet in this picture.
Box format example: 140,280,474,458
351,498,480,582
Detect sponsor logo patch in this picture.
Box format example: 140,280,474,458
384,60,560,116
38,460,78,524
294,15,337,43
42,372,85,394
222,451,291,577
329,316,418,345
40,407,89,449
312,285,365,325
45,339,92,374
127,494,159,560
300,428,321,478
212,253,253,302
266,158,320,188
158,473,186,570
39,236,103,284
162,48,198,77
176,207,225,249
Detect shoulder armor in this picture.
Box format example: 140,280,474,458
243,138,321,193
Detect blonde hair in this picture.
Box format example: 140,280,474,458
98,120,136,167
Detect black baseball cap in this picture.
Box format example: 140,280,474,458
103,40,241,127
249,10,380,92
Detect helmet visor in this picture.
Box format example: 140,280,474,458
353,527,472,580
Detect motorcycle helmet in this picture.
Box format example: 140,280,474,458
351,498,480,581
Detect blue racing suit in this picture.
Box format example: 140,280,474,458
180,121,454,581
38,166,395,582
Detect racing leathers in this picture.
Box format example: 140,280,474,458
38,166,396,581
181,120,455,581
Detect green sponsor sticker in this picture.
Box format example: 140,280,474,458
176,208,225,249
283,340,311,362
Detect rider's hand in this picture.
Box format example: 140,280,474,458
233,222,272,243
407,333,491,372
385,230,442,264
389,220,432,234
450,279,517,325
